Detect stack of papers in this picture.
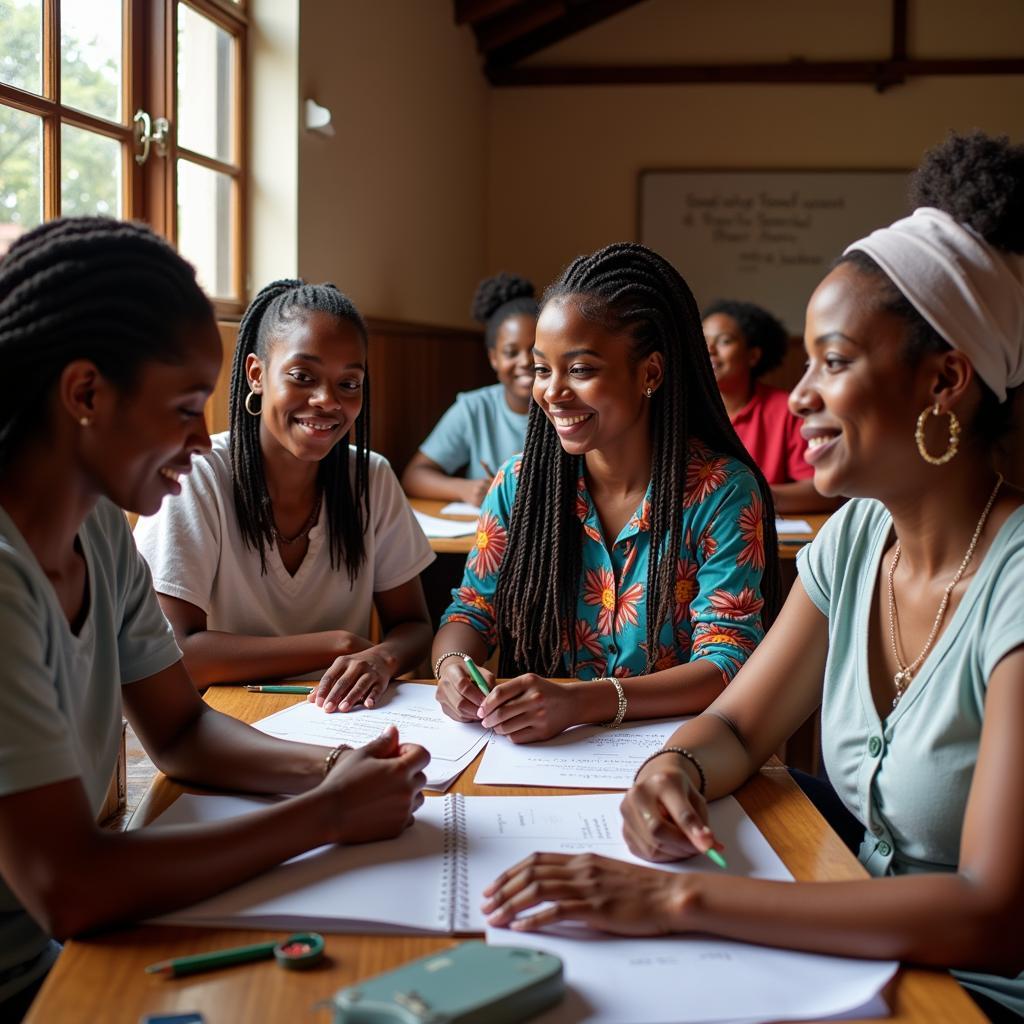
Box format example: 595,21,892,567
252,683,489,791
775,518,813,534
413,509,478,539
439,501,482,516
475,718,684,790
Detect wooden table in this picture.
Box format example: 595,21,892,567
26,686,982,1024
411,498,829,561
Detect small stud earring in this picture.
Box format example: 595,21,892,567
79,416,92,427
645,386,654,398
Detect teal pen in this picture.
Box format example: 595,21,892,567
463,656,491,696
704,848,728,870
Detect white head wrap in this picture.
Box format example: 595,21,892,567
844,206,1024,402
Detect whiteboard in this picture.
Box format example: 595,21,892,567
639,170,911,334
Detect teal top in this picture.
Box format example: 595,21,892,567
797,498,1024,1016
443,443,767,681
0,500,181,1004
420,383,528,480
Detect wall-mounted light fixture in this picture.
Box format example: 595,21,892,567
304,98,334,136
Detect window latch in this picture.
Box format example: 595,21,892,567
133,109,170,165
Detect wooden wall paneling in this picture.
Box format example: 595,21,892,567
209,320,239,437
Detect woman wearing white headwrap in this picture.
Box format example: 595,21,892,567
483,132,1024,1021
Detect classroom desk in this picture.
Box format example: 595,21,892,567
411,497,829,560
25,685,983,1024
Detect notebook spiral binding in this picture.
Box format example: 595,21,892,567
439,794,471,933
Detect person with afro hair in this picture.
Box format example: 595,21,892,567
485,131,1024,1024
403,272,537,506
703,299,837,512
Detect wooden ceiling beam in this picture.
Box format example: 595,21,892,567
454,0,527,27
487,56,1024,89
474,1,567,54
483,0,650,67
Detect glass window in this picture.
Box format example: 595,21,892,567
177,5,234,162
0,0,43,94
0,106,42,255
177,159,233,298
61,123,122,217
60,0,122,122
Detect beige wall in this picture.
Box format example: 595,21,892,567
487,0,1024,303
296,1,487,327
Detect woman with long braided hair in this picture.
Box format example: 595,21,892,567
433,242,780,742
136,279,434,711
0,221,427,1021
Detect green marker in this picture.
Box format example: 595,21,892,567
463,656,491,696
704,848,728,870
245,685,314,694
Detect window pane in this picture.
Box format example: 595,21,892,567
61,0,122,122
0,105,41,256
178,159,233,298
0,0,42,94
177,5,234,162
61,124,122,217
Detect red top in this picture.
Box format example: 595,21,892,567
730,383,812,486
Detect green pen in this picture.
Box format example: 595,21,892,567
145,933,324,977
704,848,728,870
463,656,491,696
244,685,315,694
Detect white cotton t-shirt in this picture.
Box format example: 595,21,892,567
133,433,435,639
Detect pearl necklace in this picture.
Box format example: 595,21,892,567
887,473,1003,709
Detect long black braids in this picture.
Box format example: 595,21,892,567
0,217,212,471
228,279,371,583
493,242,781,677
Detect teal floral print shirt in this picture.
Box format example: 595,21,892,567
441,442,767,681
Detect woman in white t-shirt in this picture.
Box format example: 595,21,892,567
135,279,434,712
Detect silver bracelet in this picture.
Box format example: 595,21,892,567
596,676,627,728
433,650,470,679
633,746,707,795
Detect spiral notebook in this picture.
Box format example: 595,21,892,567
153,792,790,935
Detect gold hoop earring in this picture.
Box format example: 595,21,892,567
915,403,960,465
244,390,262,416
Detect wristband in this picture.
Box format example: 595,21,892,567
323,743,351,779
433,650,471,679
632,746,707,795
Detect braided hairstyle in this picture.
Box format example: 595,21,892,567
701,299,790,379
471,272,539,349
0,217,212,471
493,242,781,677
838,131,1024,444
228,279,371,582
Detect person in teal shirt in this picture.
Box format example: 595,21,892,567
432,243,781,742
403,273,537,506
482,133,1024,1022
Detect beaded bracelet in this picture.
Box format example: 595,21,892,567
433,650,471,679
595,676,627,728
323,743,352,779
632,746,707,795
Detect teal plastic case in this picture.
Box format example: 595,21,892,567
331,941,563,1024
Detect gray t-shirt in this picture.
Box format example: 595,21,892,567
797,497,1024,1016
0,499,181,1002
420,383,528,480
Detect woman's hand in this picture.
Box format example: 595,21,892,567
477,675,580,743
318,726,429,844
459,476,492,507
482,852,693,935
435,657,498,722
311,649,399,713
620,755,721,863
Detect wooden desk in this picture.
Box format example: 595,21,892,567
26,686,982,1024
777,513,829,561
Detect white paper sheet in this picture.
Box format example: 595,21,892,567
491,927,895,1024
474,719,685,790
775,518,813,534
440,501,482,516
252,683,489,791
413,509,478,538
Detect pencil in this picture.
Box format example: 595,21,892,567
463,656,491,696
479,458,496,478
244,685,315,694
145,940,277,977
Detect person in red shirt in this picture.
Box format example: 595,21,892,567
703,299,837,513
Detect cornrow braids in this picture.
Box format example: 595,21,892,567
493,242,781,678
0,217,212,470
228,279,371,582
